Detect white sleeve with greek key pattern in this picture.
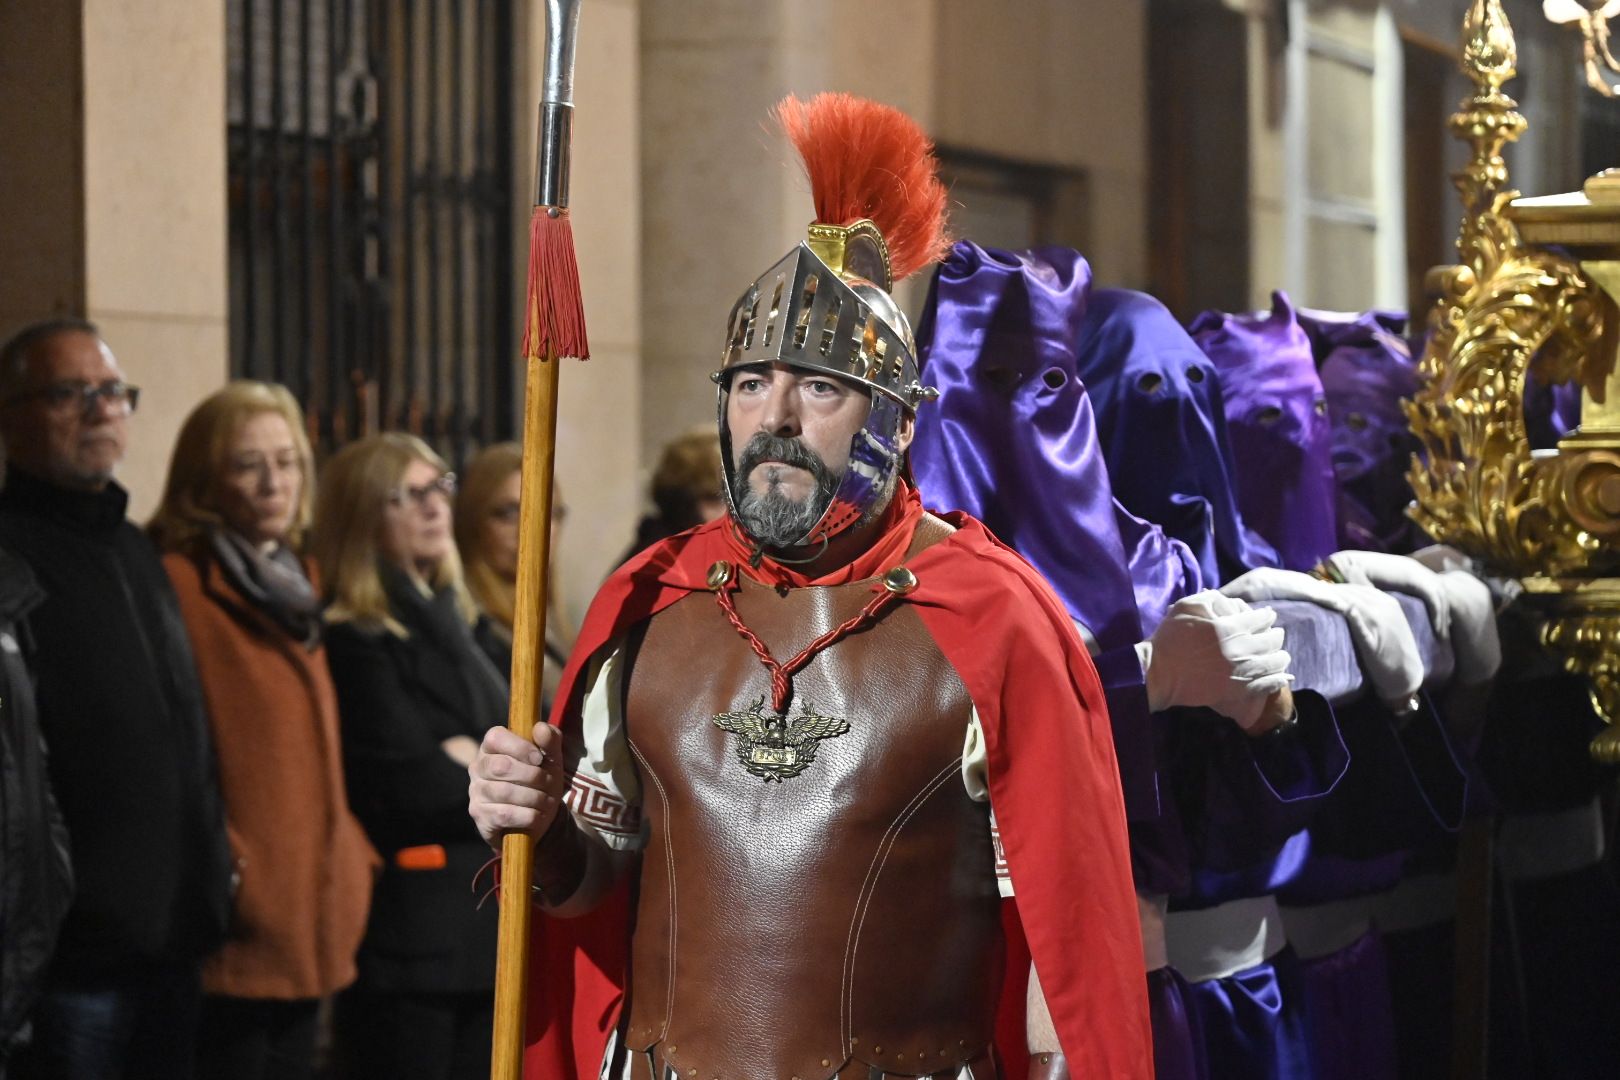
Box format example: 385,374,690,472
963,708,1014,898
563,639,648,851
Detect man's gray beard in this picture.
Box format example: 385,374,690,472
734,470,837,548
731,431,841,548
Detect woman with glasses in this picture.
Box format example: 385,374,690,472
311,433,505,1080
149,381,379,1080
452,442,573,706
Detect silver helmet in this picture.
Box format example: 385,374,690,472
712,218,939,550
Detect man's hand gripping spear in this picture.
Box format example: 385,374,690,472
490,1,588,1076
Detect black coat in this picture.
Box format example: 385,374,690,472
0,470,232,971
324,584,507,996
0,546,73,1054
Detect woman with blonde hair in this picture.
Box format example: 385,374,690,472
150,380,377,1080
312,432,504,1080
453,441,571,704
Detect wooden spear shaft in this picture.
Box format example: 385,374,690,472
490,349,562,1080
492,4,586,1072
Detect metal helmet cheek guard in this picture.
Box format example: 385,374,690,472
712,94,950,550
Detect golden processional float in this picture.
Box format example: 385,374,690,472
1408,0,1620,763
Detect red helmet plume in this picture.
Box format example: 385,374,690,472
774,92,951,284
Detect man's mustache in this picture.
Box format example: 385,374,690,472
736,433,833,484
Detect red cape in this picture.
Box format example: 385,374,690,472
523,495,1151,1079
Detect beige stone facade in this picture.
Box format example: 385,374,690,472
0,0,231,520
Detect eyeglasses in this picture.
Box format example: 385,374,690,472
388,471,457,509
2,380,141,417
488,502,567,525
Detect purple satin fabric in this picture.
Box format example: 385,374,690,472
912,242,1145,651
1297,931,1399,1080
1171,603,1355,903
1526,370,1584,450
1117,499,1202,632
1178,693,1349,907
910,241,1162,819
1184,950,1312,1080
1076,288,1279,587
1278,593,1467,902
1150,966,1211,1080
1304,310,1426,554
1189,293,1339,572
1296,307,1406,358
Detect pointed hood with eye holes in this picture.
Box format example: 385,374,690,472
711,93,949,554
910,241,1202,644
1075,288,1280,589
1189,291,1339,572
1299,308,1425,553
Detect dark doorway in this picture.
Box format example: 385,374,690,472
226,0,517,464
1147,0,1252,321
1401,26,1461,324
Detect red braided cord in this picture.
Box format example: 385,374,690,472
714,584,900,713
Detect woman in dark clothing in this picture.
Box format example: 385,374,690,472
312,433,507,1080
453,442,571,705
149,382,377,1080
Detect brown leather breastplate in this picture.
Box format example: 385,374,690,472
620,572,1004,1080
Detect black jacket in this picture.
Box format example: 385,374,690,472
0,546,73,1054
325,582,507,995
0,470,232,971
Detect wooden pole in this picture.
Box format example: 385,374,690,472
490,350,562,1080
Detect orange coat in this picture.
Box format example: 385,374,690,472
164,549,378,1000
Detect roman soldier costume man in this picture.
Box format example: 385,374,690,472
469,94,1152,1079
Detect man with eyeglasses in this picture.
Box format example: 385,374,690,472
0,319,232,1080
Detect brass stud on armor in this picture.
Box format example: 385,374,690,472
820,1059,831,1068
873,1046,882,1054
707,561,732,591
882,566,918,595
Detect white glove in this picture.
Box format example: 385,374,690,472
1134,590,1294,731
1435,569,1501,686
1326,550,1451,639
1221,567,1424,707
1408,544,1475,576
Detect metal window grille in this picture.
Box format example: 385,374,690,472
227,0,516,464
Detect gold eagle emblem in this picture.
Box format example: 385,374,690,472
711,696,851,782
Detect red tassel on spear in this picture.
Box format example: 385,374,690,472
493,2,588,1078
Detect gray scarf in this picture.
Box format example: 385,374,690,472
209,529,323,650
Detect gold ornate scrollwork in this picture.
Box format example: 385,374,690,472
1543,608,1620,763
1406,235,1604,576
1409,1,1620,757
1406,0,1609,577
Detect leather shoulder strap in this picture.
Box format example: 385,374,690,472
905,512,956,560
